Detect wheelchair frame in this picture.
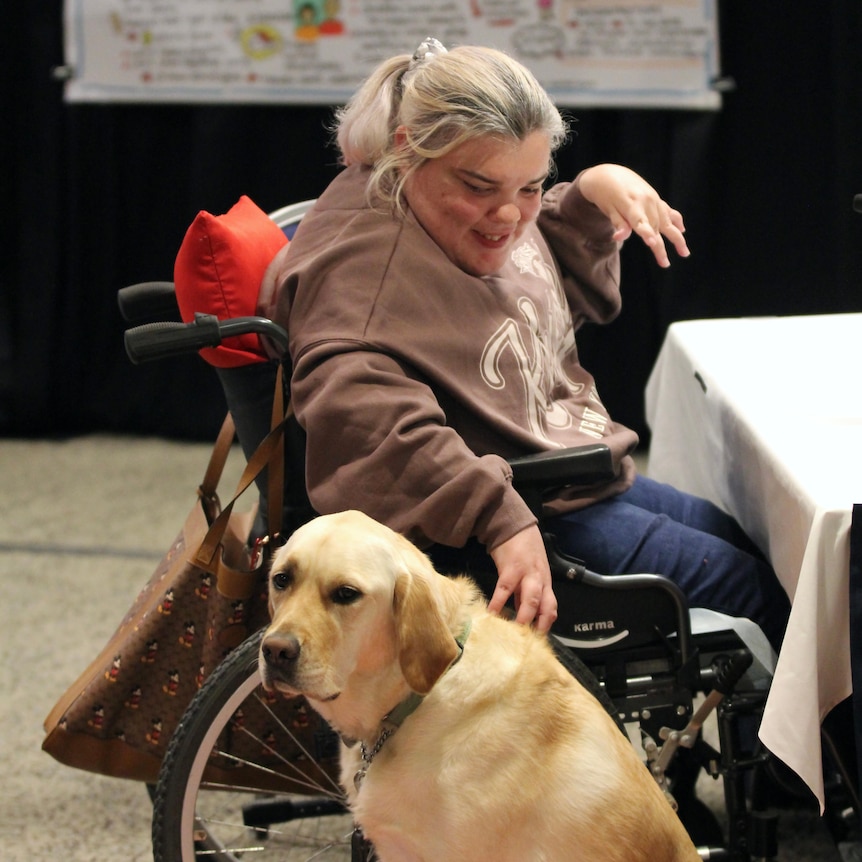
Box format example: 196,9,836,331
119,201,784,862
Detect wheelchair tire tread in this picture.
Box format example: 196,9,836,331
151,630,266,862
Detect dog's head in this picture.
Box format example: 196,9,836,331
259,511,462,704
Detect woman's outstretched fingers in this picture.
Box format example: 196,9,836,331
579,163,690,266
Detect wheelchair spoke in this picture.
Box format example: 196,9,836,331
190,804,354,861
246,691,345,796
192,815,354,858
206,745,344,800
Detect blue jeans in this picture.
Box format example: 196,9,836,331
546,475,790,649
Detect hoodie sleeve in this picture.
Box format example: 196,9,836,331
291,341,538,553
538,172,623,325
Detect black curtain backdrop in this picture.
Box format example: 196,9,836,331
4,3,861,441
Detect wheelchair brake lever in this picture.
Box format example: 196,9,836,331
642,694,721,811
643,650,754,804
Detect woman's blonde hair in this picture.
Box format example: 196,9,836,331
334,44,569,212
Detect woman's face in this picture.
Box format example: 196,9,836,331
402,131,551,277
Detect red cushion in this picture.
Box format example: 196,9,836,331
173,195,288,367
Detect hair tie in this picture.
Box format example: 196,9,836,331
408,36,448,72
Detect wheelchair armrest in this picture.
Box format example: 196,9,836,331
508,444,615,515
508,443,615,487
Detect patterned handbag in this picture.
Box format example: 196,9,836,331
41,401,336,786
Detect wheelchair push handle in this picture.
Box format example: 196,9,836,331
124,314,220,364
124,314,289,364
117,281,179,323
119,280,288,364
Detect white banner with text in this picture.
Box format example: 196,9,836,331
63,0,721,109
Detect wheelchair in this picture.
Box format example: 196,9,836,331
120,201,784,862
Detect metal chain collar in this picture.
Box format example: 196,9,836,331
354,727,395,792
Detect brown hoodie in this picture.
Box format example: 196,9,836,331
259,164,638,553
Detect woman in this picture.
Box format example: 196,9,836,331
261,39,788,646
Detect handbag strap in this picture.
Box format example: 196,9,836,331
195,363,291,570
267,364,287,540
198,412,237,523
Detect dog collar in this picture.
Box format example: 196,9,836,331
352,620,471,792
386,617,472,730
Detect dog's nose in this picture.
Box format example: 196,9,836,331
262,634,301,669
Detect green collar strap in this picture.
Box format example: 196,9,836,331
384,617,472,731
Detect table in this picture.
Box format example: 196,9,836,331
645,313,862,811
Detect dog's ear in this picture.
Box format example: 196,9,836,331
393,569,460,695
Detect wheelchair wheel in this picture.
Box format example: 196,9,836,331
152,629,365,862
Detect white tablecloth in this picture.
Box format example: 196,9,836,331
645,313,862,810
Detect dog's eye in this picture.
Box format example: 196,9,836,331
332,585,362,605
271,570,292,592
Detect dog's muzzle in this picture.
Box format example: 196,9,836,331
260,633,301,689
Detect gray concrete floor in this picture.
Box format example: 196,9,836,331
0,435,849,860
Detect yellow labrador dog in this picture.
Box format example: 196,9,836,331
260,510,699,862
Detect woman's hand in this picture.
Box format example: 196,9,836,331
578,164,690,268
488,524,558,634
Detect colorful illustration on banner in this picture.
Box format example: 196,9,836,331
295,1,320,41
294,0,344,41
241,23,284,59
320,0,345,34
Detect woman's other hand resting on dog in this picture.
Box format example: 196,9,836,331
489,525,557,633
